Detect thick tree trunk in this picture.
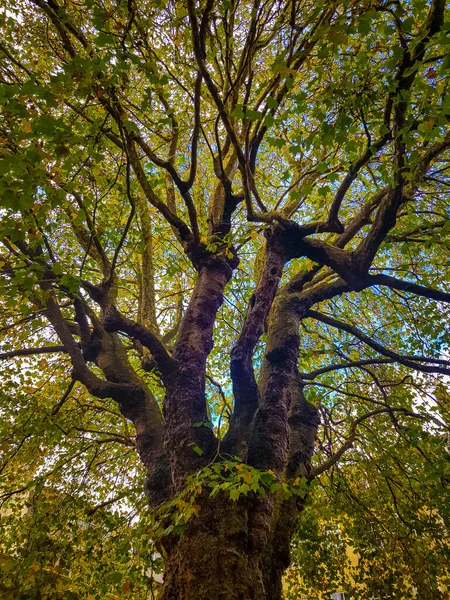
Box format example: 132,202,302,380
158,496,281,600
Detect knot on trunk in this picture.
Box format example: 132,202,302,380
103,304,121,332
117,385,148,420
81,335,102,363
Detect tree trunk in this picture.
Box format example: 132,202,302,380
159,496,282,600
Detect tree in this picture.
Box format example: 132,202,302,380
286,415,450,599
1,0,449,597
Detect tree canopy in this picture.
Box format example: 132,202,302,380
1,0,450,598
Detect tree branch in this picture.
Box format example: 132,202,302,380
309,408,426,479
125,138,193,244
226,232,286,455
364,273,450,304
0,345,67,360
306,309,450,376
103,305,175,379
327,133,392,226
301,358,396,380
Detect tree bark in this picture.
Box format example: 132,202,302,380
159,495,282,600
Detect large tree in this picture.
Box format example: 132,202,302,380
1,0,450,598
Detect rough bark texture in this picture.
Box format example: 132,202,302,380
160,497,267,600
167,257,235,485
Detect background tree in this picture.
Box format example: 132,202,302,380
1,0,449,598
286,407,450,599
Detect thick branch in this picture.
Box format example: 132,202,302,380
364,273,450,304
165,257,236,481
285,373,320,479
279,225,356,285
226,232,286,456
135,193,160,336
103,305,175,379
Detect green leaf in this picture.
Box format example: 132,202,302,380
107,572,123,584
232,104,245,119
245,109,263,122
317,185,331,197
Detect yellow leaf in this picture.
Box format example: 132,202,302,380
243,470,252,483
122,581,133,594
173,31,183,46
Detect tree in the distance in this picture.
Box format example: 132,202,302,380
286,409,450,599
1,0,450,598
